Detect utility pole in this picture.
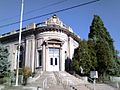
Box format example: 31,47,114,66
15,0,24,86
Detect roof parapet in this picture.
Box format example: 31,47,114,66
26,23,36,30
0,15,75,38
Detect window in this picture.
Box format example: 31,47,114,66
38,50,42,66
19,46,24,68
50,58,53,65
55,58,57,65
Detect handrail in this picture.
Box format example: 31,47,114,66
54,71,79,90
88,77,94,82
43,77,47,89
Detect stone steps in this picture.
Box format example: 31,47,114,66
27,71,57,88
53,71,89,90
27,71,88,90
27,71,88,89
55,71,88,85
45,85,65,90
2,71,118,90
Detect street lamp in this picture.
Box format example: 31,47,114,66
15,0,24,86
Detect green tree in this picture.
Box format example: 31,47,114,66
72,48,80,73
87,39,97,70
88,15,114,57
0,44,10,77
108,50,120,76
96,41,113,79
72,40,91,75
88,15,114,80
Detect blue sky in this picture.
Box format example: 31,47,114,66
0,0,120,54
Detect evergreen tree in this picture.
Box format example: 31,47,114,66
96,41,113,79
0,44,10,77
108,50,120,76
87,39,97,70
72,40,91,75
89,15,114,58
88,15,114,79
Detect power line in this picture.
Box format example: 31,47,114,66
0,0,100,29
25,0,68,15
0,0,68,22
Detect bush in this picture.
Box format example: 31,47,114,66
0,78,6,84
22,67,32,85
23,67,32,78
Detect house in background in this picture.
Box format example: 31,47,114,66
0,15,80,73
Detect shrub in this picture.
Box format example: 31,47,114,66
0,77,6,84
22,67,32,85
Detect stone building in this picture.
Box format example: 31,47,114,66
0,15,80,72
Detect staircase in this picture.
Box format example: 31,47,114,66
27,71,117,90
27,71,89,90
54,71,88,85
53,71,89,90
27,71,57,88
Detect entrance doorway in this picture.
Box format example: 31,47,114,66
49,48,60,71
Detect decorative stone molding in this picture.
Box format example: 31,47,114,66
46,14,63,27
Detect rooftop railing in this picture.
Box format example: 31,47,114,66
0,22,73,38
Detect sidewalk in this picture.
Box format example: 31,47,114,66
45,84,90,90
45,85,65,90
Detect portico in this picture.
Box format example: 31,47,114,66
40,39,64,71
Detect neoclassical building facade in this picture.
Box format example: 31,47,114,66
0,15,80,72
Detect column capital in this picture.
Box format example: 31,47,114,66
46,46,48,49
42,40,48,46
60,47,63,50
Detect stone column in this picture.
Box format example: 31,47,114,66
25,39,32,69
45,45,48,71
68,37,70,58
25,39,29,67
36,50,39,67
31,39,35,72
42,44,45,71
14,49,17,69
60,47,62,71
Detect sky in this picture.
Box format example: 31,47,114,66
0,0,120,54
